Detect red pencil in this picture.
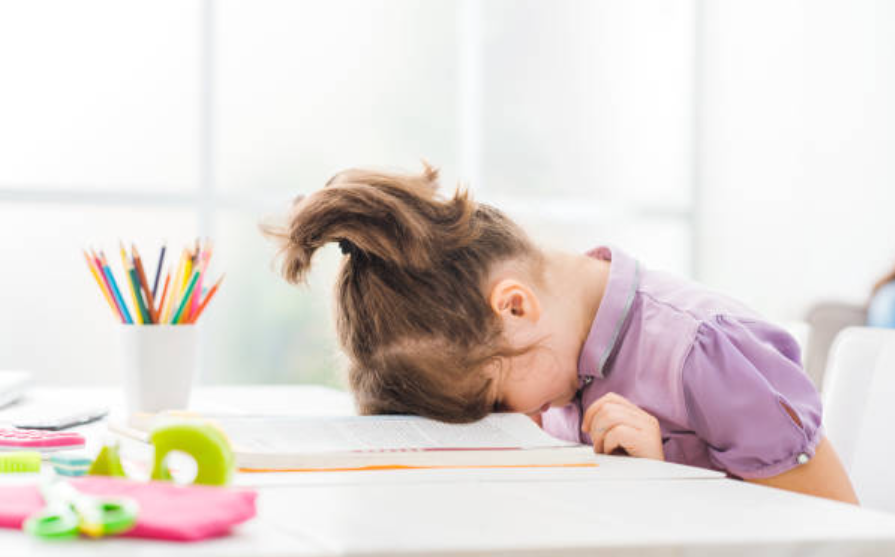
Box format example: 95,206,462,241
188,274,224,324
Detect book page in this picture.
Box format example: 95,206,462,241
210,413,578,454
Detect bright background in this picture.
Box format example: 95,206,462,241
1,0,893,386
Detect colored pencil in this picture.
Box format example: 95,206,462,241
129,266,151,325
92,249,125,322
164,249,188,323
171,270,200,324
95,250,128,323
132,244,157,323
83,250,120,321
84,240,220,325
188,274,224,324
180,246,196,307
190,239,213,320
152,243,166,299
181,248,194,296
156,272,171,317
119,243,144,325
161,249,182,323
100,251,133,324
186,241,206,322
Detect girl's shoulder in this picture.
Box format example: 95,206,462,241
625,265,789,376
636,265,763,326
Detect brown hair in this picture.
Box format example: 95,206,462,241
263,164,541,422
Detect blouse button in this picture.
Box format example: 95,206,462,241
583,376,593,386
797,453,810,465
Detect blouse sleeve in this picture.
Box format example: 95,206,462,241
541,401,584,444
681,315,824,479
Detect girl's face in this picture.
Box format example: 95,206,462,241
492,344,580,418
487,276,584,418
486,252,608,419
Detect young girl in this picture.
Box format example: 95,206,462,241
265,164,857,504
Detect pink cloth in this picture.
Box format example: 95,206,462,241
0,485,44,529
0,477,256,542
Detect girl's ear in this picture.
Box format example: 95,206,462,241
489,279,541,323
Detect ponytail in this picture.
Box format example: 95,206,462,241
264,164,476,283
263,163,540,422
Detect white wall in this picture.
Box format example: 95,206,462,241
698,0,895,321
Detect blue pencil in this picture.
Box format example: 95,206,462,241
100,252,133,325
152,243,166,299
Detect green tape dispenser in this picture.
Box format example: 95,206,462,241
88,421,234,486
149,422,235,486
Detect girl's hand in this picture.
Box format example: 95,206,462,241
581,392,665,460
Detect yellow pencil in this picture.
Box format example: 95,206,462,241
120,242,143,324
161,250,181,323
181,248,194,295
83,249,119,320
163,248,187,323
174,247,194,321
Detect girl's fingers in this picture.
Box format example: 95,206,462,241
582,394,666,460
581,392,642,432
602,424,639,456
587,403,644,453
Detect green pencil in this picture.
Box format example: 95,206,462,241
129,267,151,324
171,270,200,324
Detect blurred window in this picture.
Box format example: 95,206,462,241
0,0,695,385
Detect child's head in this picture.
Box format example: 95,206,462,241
265,164,582,422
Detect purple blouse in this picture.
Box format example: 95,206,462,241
542,246,824,479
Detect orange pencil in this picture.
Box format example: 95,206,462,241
188,274,224,324
156,272,171,317
132,244,157,323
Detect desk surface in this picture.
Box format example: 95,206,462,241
1,385,895,556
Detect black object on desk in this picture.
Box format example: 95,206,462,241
13,407,109,430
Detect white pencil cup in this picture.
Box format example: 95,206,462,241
120,325,199,415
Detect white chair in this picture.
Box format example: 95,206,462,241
804,302,867,389
822,326,895,512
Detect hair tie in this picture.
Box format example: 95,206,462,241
338,239,357,257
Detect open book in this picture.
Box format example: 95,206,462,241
112,413,597,472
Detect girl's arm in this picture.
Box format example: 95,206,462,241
746,436,859,504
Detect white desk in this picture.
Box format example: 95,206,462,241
2,386,895,556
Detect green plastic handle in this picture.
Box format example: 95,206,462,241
24,481,139,540
24,508,80,541
149,422,234,486
75,497,139,538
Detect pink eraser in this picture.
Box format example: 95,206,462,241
0,428,85,450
